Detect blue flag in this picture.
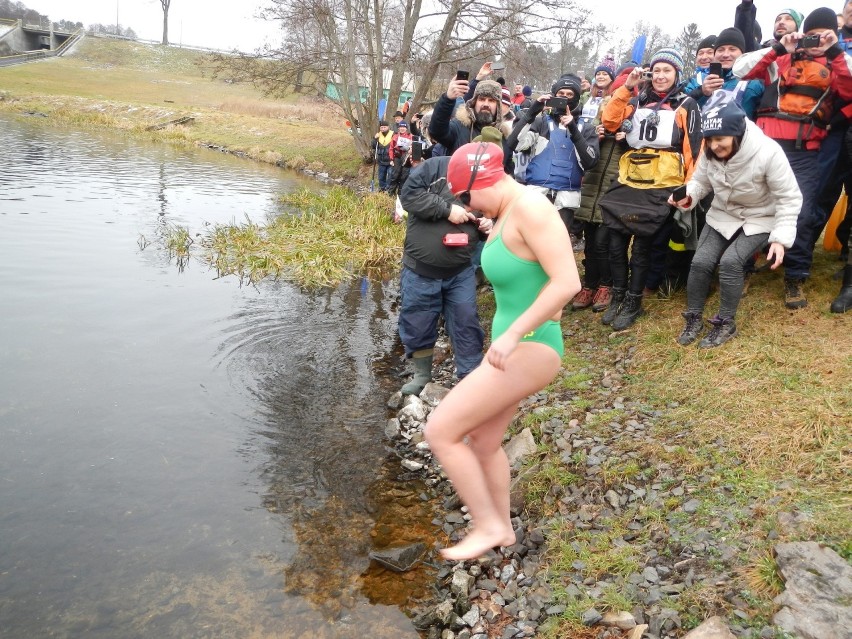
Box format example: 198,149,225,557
631,35,647,65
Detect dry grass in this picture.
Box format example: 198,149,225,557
0,36,362,178
629,248,851,487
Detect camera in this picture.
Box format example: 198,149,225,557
797,34,822,49
643,70,653,80
546,96,570,112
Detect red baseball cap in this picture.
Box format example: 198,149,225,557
447,142,505,194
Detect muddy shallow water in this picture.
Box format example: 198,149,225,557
0,114,435,638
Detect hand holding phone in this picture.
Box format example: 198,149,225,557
672,185,688,202
455,70,469,81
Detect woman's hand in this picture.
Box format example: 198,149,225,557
767,242,785,269
477,217,494,234
625,67,643,90
486,331,520,371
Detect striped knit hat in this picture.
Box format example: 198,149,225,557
649,48,684,77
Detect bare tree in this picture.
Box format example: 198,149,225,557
160,0,171,45
209,0,606,162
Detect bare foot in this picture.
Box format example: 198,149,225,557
439,527,516,562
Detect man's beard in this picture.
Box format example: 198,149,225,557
475,109,496,126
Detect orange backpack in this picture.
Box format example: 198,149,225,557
776,57,833,123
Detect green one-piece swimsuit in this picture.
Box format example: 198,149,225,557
481,210,564,356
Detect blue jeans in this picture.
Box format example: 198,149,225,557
378,164,392,191
784,149,824,280
398,266,485,377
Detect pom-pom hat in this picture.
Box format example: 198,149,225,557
594,54,617,80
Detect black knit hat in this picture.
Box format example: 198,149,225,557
701,101,747,138
802,7,839,33
697,35,716,52
550,74,581,96
715,27,746,52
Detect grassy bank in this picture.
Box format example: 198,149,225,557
0,36,364,179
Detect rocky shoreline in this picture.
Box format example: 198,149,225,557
382,320,852,639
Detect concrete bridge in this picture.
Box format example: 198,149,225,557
0,18,82,67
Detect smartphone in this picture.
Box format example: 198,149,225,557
491,61,506,71
546,96,570,111
455,70,469,81
798,34,821,49
672,185,688,201
708,62,723,77
411,140,422,162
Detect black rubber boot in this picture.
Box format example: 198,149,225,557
612,292,644,331
830,264,852,313
601,288,626,326
401,349,433,395
677,311,705,346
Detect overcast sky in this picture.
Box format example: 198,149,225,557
31,0,830,52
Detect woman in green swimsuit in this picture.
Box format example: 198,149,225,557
426,142,581,561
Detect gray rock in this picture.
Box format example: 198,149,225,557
581,608,602,626
505,428,537,466
601,611,637,629
681,616,736,639
385,418,401,439
387,391,404,410
683,499,701,513
451,570,475,598
643,566,660,583
420,382,450,407
461,605,480,627
368,543,426,572
402,459,425,471
773,541,852,639
399,397,428,422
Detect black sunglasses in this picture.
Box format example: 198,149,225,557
456,142,489,207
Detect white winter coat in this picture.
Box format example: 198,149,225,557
685,119,801,248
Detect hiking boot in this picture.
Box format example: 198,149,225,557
601,288,626,326
698,316,737,348
401,350,433,395
591,286,612,312
830,265,852,313
571,287,595,310
677,311,705,346
611,292,644,331
784,278,808,309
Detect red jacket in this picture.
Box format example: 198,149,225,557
734,44,852,150
389,132,414,163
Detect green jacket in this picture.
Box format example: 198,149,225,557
577,133,628,224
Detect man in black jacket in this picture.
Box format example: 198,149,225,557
396,155,492,395
428,78,514,174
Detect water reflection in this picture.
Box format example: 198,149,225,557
0,115,433,638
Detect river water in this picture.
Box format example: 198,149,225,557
0,115,435,638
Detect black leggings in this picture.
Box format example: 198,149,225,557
609,230,654,294
580,222,611,289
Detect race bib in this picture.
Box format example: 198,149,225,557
625,107,678,149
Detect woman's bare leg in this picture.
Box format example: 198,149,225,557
425,343,560,561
